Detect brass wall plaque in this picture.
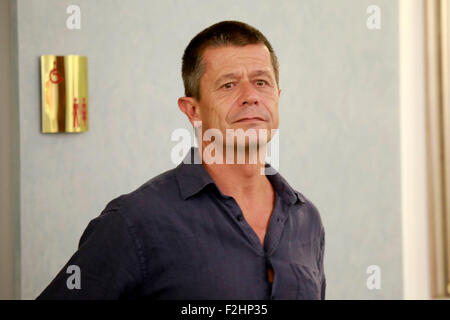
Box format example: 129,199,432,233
40,55,88,133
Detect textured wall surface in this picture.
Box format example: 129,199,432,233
1,0,16,300
14,0,400,299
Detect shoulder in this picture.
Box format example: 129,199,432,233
294,190,325,235
99,166,182,221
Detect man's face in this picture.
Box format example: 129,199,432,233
196,44,281,148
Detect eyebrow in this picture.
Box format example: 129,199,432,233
214,70,274,87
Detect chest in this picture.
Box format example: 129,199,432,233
143,200,323,299
239,203,274,246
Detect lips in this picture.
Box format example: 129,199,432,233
234,117,266,123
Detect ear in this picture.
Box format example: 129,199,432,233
278,88,282,97
178,97,201,126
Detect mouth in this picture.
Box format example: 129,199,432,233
234,117,266,123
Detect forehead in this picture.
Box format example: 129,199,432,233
201,44,273,77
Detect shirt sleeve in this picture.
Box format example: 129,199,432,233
36,205,145,300
318,229,326,300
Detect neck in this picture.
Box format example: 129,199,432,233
197,141,271,199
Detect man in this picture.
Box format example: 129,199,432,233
37,20,326,300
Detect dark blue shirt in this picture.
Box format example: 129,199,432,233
37,147,326,300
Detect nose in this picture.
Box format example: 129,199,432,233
238,81,259,107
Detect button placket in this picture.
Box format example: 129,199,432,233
228,198,265,256
262,195,288,256
267,256,277,300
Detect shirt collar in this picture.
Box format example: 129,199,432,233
175,147,306,206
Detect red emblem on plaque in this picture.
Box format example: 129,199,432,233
73,97,79,128
82,97,87,123
49,61,64,84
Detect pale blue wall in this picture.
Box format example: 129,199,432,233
14,0,400,299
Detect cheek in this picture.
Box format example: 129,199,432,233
211,109,225,127
202,101,228,129
264,93,280,116
274,115,280,127
209,95,235,124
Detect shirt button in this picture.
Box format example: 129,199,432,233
236,214,243,221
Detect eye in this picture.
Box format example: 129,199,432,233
255,80,268,86
222,82,235,89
